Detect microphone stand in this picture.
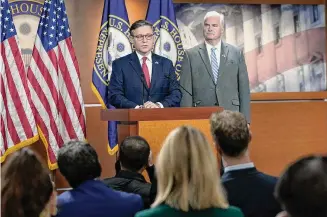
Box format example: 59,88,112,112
164,75,201,107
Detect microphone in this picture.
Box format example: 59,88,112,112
164,74,201,107
129,61,147,105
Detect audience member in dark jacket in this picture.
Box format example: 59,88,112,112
274,155,327,217
210,110,281,217
103,136,157,208
56,140,143,217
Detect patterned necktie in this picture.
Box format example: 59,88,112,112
211,47,219,84
142,56,151,88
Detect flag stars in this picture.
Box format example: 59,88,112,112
52,18,56,22
62,18,66,22
49,33,54,38
51,25,55,30
43,32,47,36
49,41,53,45
59,32,63,37
4,17,9,21
60,25,64,29
7,9,10,13
57,7,61,11
9,28,14,32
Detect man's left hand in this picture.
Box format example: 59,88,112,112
144,101,160,108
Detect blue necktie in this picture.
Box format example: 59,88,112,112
211,47,219,84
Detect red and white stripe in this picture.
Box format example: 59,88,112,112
0,36,38,161
27,35,86,167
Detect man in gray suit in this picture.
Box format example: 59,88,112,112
180,11,251,122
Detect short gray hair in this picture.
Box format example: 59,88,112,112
203,11,224,27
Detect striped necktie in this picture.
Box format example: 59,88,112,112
211,47,219,84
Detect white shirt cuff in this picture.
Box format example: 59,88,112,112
156,102,164,108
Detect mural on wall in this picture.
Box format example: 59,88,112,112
7,1,327,93
175,4,327,92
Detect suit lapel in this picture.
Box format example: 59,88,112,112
218,41,229,79
150,53,161,93
198,43,215,84
129,52,149,91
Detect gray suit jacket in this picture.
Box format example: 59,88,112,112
180,41,251,122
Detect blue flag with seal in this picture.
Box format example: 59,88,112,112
146,0,184,80
91,0,132,155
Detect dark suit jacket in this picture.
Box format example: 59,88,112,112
103,166,157,209
56,180,143,217
222,167,281,217
180,42,250,122
108,52,182,108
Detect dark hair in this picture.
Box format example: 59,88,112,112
57,140,101,188
130,20,153,36
210,110,250,157
1,148,53,217
275,155,327,217
119,136,150,172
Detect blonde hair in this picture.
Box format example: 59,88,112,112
152,126,228,211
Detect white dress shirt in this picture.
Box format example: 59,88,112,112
224,162,255,173
136,51,152,80
135,52,163,108
205,40,221,66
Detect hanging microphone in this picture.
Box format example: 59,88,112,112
164,74,201,107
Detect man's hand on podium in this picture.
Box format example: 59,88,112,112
144,101,160,109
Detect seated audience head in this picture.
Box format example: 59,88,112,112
152,125,228,211
275,155,327,217
1,148,56,217
119,136,151,173
210,110,251,158
57,140,101,188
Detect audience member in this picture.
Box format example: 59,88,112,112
103,136,157,208
210,110,281,217
1,148,56,217
56,140,143,217
136,126,244,217
274,155,327,217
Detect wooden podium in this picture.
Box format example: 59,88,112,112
101,107,223,161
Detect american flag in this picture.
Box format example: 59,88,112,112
26,0,86,169
0,0,38,163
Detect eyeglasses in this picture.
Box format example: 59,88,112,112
132,34,154,41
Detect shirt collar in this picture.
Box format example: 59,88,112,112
205,40,221,51
224,162,255,173
136,51,152,63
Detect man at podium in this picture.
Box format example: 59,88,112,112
108,20,182,109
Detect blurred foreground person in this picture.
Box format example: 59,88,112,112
56,140,143,217
136,126,244,217
275,155,327,217
1,148,56,217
